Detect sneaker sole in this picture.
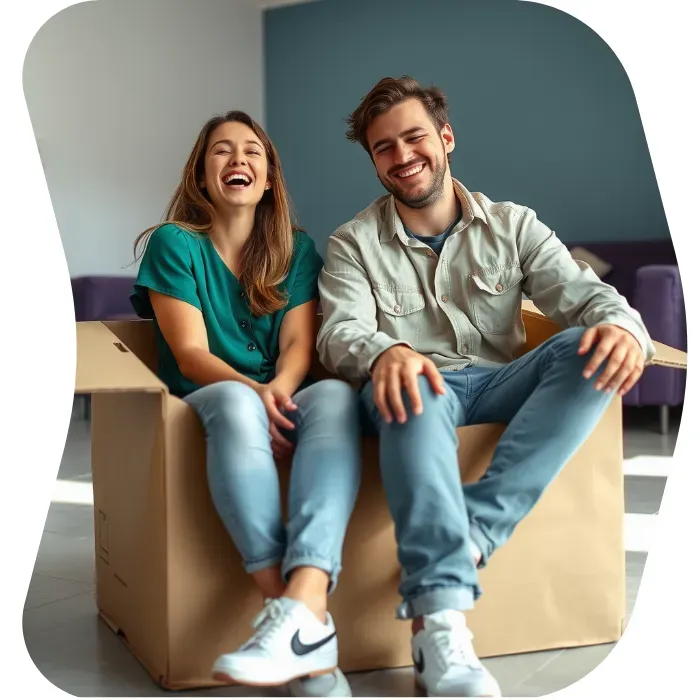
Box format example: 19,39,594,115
213,666,338,687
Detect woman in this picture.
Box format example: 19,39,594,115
130,111,361,697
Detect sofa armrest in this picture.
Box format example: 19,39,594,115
634,265,686,352
628,265,686,410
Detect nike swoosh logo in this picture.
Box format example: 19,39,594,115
413,648,425,674
291,629,337,656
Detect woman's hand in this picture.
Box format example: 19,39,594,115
255,380,297,460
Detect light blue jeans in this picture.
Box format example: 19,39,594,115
185,378,362,592
360,327,616,618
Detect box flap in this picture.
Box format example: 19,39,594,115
75,322,167,394
521,299,687,369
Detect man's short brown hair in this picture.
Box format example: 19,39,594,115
345,76,450,154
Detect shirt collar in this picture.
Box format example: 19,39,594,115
380,178,487,243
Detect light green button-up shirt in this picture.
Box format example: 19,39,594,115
317,179,655,382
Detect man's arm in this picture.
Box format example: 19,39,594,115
517,207,654,361
317,231,411,381
516,207,655,394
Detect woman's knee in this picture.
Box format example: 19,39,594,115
187,380,266,428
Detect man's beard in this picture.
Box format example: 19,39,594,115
379,153,448,209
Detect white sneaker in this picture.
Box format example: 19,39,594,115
412,610,501,697
212,597,338,686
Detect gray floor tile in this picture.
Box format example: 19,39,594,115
44,502,95,539
346,667,417,697
57,416,92,480
481,649,563,697
31,529,96,585
24,574,94,610
625,551,647,620
622,406,680,458
24,592,166,697
512,643,614,697
624,476,666,514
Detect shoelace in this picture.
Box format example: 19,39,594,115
431,628,482,672
245,598,288,651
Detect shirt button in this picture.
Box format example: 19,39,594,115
441,294,449,303
495,283,504,292
393,304,401,313
247,343,256,351
240,320,248,328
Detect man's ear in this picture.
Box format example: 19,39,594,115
441,123,455,155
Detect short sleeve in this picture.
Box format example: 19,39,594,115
286,232,324,311
130,224,202,319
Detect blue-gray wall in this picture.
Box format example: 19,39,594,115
265,0,669,255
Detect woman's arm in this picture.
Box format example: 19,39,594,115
148,290,260,390
272,300,318,396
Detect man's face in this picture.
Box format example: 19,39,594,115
366,98,455,209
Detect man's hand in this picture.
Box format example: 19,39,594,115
255,381,297,460
371,345,446,423
578,325,645,396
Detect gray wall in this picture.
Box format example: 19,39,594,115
24,0,264,277
265,0,670,254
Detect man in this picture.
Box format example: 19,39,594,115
317,76,654,698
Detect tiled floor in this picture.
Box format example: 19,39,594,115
23,402,680,697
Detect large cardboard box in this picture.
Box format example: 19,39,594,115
73,303,687,690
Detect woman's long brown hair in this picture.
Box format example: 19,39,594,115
134,110,298,316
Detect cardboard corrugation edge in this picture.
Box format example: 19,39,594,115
79,320,171,685
155,393,171,689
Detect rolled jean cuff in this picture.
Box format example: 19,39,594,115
243,550,285,575
395,585,477,620
469,523,494,570
281,551,341,594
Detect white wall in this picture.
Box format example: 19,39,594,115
24,0,263,277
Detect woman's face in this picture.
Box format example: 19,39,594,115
201,120,271,212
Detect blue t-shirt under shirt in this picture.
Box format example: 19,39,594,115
404,206,463,256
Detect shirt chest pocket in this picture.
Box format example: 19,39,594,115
372,286,426,344
469,265,524,335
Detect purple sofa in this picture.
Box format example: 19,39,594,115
71,275,139,322
565,240,686,433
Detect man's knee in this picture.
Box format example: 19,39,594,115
362,374,454,423
548,327,589,366
547,327,618,388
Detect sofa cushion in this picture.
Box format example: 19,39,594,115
568,246,613,279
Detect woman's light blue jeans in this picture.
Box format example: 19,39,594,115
359,327,617,618
185,378,362,592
